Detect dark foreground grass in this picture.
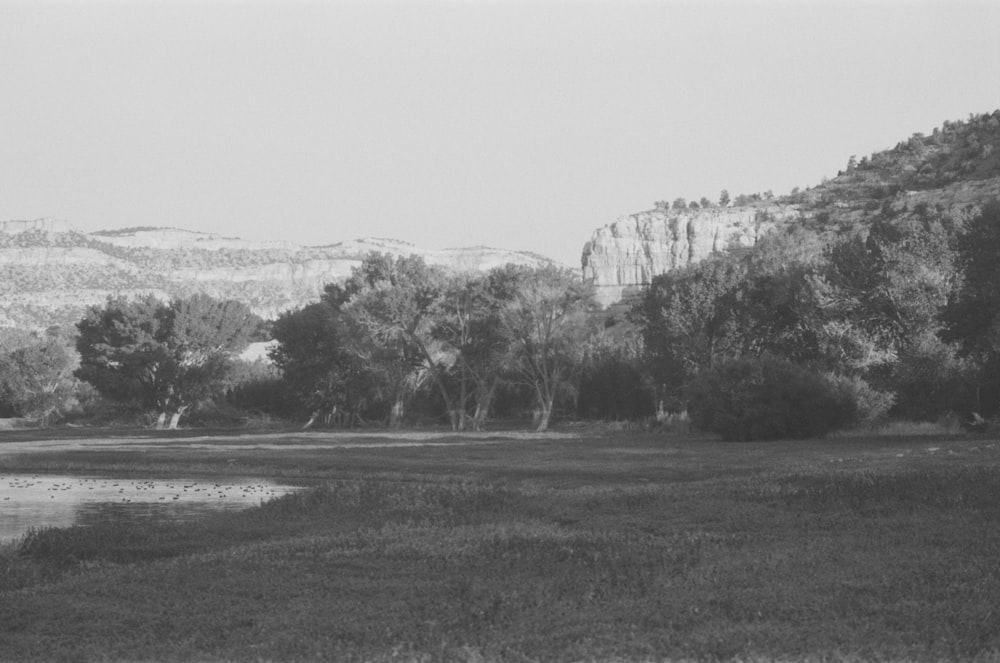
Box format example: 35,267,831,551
2,433,1000,662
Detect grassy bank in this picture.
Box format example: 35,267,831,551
2,431,1000,661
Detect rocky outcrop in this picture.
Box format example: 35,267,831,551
581,205,800,307
0,220,552,330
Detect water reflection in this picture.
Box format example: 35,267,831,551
0,474,300,543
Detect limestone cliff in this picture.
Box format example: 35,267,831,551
581,110,1000,308
0,221,552,330
581,205,800,307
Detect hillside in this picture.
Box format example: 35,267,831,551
0,221,551,330
583,109,1000,306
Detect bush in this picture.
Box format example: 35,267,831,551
226,375,299,420
577,356,656,421
826,374,895,424
890,333,974,420
686,356,856,441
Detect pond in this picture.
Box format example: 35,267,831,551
0,473,301,543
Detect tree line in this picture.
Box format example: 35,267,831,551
635,199,1000,438
265,257,596,432
0,259,610,432
2,199,999,437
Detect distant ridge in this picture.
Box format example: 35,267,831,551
0,223,553,330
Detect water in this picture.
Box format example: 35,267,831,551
0,474,301,543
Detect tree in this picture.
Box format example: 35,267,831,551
0,332,77,423
576,315,655,421
942,200,1000,414
433,270,514,430
632,255,747,404
499,265,596,431
273,254,518,430
889,329,972,420
734,261,826,363
943,201,1000,358
270,301,371,427
76,294,259,428
672,198,687,210
719,189,731,207
824,212,957,385
342,253,461,428
721,229,831,365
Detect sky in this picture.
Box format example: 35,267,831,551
1,1,998,266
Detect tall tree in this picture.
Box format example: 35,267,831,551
500,265,596,432
823,212,958,384
943,201,1000,357
0,332,77,423
76,294,259,428
433,272,512,430
942,200,1000,413
632,255,747,404
270,301,372,427
343,253,459,428
577,312,655,421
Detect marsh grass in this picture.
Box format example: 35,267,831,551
745,465,1000,512
832,417,966,438
2,433,1000,661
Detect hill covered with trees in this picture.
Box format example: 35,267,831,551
621,110,1000,436
584,109,1000,306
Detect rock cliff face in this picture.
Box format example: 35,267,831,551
581,205,801,307
0,220,552,330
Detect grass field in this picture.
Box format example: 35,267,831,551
1,427,999,662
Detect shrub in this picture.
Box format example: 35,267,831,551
686,356,856,441
826,374,895,424
890,333,974,420
577,356,656,421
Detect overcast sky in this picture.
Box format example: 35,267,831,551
2,1,998,265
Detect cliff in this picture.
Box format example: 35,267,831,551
0,222,551,330
583,109,1000,307
582,205,801,307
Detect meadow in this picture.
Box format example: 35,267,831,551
1,427,999,662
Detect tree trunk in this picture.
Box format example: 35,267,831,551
389,393,405,429
534,397,554,433
457,364,468,431
471,384,494,432
155,412,167,430
167,405,189,430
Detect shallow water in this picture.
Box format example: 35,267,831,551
0,474,300,543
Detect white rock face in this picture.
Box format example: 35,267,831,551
581,205,800,307
0,220,553,330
